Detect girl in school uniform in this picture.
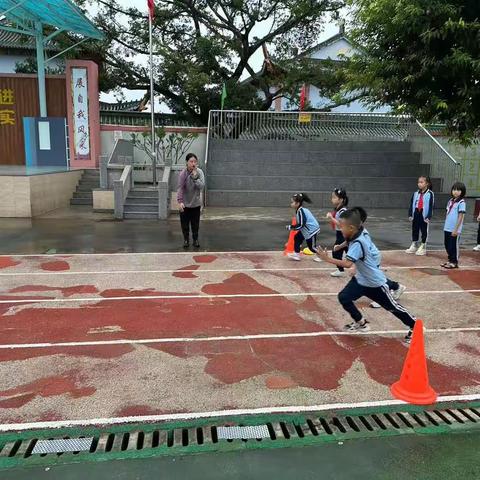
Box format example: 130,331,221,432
405,176,434,256
326,188,349,277
473,213,480,251
286,193,321,261
442,182,467,269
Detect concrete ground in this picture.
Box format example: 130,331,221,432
0,205,479,477
0,249,478,428
0,206,478,254
3,431,480,479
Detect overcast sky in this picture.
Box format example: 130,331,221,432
97,0,347,106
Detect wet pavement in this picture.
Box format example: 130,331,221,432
3,431,480,479
0,206,478,254
0,251,478,427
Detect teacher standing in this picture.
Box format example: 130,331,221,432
177,153,205,249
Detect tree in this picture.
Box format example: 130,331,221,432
89,0,346,124
130,127,198,166
347,0,480,143
15,58,65,76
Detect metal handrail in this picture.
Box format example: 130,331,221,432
415,120,459,165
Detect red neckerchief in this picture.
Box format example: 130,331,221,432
447,198,460,215
417,191,425,210
330,210,337,230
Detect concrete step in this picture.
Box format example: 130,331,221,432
128,190,158,198
210,139,412,153
79,178,99,184
206,190,451,209
72,192,93,199
207,162,428,177
76,185,97,192
209,151,420,164
70,198,93,205
124,212,159,219
124,204,158,213
125,197,158,206
207,175,442,192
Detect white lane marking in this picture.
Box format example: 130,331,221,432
0,249,455,258
1,394,479,432
0,289,479,305
0,265,478,277
1,327,479,350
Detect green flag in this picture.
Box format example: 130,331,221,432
221,83,227,110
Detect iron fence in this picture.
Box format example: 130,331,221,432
206,110,461,193
208,110,412,142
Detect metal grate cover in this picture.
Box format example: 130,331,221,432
32,438,93,454
1,403,479,469
217,425,270,439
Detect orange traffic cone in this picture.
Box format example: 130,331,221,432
390,320,437,405
283,217,298,255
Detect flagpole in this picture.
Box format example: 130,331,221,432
149,12,156,185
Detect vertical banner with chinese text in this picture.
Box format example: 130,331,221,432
71,68,90,160
65,61,101,169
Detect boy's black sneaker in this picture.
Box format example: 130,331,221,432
193,240,200,248
183,240,190,249
344,319,370,332
404,329,413,345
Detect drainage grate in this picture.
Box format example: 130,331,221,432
32,438,93,455
0,403,479,468
217,425,270,440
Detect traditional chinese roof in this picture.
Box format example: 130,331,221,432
99,99,147,113
0,30,59,52
241,27,350,86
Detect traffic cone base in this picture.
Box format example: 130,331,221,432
390,320,438,405
283,216,297,255
390,381,437,405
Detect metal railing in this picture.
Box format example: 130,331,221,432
407,120,463,193
208,110,412,142
206,110,462,194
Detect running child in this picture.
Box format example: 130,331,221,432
315,208,416,343
286,193,320,262
326,188,349,277
334,206,407,305
443,182,467,269
405,176,434,256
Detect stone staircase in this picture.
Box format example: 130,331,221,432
124,188,159,219
70,169,100,206
206,140,449,208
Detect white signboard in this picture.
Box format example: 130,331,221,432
71,67,90,159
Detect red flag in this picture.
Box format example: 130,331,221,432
299,84,306,111
148,0,154,19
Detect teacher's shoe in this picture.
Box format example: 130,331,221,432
193,240,200,248
405,242,418,254
183,240,190,249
